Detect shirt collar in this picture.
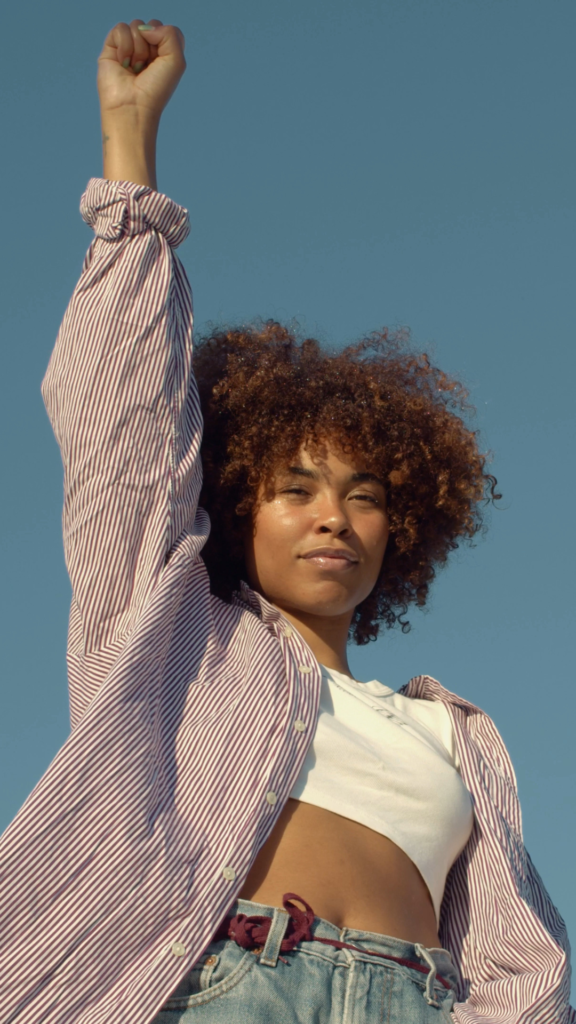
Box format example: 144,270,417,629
233,581,284,629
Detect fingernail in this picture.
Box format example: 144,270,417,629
134,61,144,73
137,24,154,31
122,58,130,69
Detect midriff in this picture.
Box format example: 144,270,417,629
239,798,441,947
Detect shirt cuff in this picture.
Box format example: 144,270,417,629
80,177,190,248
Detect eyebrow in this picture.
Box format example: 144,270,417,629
286,466,385,488
286,466,318,479
350,471,386,488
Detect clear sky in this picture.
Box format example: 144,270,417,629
1,0,574,1001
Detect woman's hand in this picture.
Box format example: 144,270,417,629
97,20,186,190
98,20,186,121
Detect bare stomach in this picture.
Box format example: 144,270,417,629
239,799,441,948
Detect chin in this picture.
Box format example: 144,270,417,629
284,586,357,619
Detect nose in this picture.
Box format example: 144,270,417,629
315,496,352,537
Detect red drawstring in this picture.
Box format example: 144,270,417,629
215,892,451,991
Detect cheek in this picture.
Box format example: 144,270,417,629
360,518,390,577
255,504,309,548
245,505,306,582
361,515,390,553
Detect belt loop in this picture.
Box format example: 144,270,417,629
259,908,290,967
414,943,440,1007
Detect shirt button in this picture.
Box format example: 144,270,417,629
266,791,278,805
298,665,312,674
283,627,294,638
222,865,236,881
171,941,186,957
294,719,307,733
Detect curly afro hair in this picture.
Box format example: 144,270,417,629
193,320,499,644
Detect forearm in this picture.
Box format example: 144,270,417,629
101,107,159,190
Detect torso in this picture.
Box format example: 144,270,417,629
239,798,441,947
240,665,473,946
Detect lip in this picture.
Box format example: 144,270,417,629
300,547,359,570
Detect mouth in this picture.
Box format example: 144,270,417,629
300,547,359,571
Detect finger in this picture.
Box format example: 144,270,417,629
136,22,186,70
129,19,152,72
141,18,163,60
100,22,135,69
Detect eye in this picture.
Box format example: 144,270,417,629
281,487,310,497
350,492,379,504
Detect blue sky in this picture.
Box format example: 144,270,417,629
1,0,574,1000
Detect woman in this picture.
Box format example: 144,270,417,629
0,18,572,1024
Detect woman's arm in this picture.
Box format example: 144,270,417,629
98,18,186,188
42,21,204,727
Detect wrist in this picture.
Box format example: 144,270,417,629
101,107,159,190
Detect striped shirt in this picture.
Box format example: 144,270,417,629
0,177,572,1024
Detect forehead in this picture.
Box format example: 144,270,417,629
277,442,384,486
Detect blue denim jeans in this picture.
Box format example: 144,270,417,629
154,898,458,1023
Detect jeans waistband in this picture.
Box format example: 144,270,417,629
217,893,459,1005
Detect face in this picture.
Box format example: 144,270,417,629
244,442,389,625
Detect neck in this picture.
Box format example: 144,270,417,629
275,606,353,676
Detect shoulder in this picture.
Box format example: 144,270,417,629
399,673,480,712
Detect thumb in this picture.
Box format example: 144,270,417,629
137,22,186,68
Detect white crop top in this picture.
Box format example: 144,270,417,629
290,666,474,920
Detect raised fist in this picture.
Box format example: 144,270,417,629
98,20,186,122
